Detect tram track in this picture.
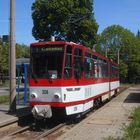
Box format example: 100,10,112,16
0,114,33,139
5,122,66,140
34,123,66,140
1,86,128,140
8,125,31,136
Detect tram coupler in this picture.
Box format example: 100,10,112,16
32,105,52,120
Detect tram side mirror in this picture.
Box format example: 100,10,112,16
74,71,81,79
31,73,36,79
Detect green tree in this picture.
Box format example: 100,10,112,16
127,37,140,83
16,44,30,58
0,43,9,75
0,42,29,76
32,0,98,48
98,25,140,83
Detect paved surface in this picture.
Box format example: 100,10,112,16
57,85,140,140
0,103,31,127
0,86,30,127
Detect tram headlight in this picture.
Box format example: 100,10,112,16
31,93,37,99
54,93,60,99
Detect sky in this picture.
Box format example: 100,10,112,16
0,0,140,45
94,0,140,33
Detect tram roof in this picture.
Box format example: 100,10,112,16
30,41,83,47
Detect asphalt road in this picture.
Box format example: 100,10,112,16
0,86,26,96
0,87,9,96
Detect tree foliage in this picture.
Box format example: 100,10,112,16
97,25,140,83
0,40,29,76
32,0,98,48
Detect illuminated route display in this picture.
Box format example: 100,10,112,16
31,45,64,53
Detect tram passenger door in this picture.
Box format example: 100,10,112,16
64,45,72,79
74,48,83,80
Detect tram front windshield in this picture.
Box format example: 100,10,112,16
31,45,64,79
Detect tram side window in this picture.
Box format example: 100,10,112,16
84,52,94,78
98,59,103,78
102,60,108,78
112,65,119,78
74,48,83,79
93,56,108,78
64,45,72,79
93,55,98,78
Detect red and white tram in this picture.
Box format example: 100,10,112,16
29,41,120,119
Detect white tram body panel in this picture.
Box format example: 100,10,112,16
30,80,120,116
110,81,120,96
30,86,63,103
110,81,120,90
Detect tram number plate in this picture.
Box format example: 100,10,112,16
74,106,77,111
42,90,48,94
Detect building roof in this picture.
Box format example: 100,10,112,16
16,58,29,65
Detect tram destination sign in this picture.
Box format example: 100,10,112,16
31,45,64,53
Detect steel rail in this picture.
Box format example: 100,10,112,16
34,123,66,140
8,125,31,136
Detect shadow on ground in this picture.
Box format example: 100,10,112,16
124,92,140,103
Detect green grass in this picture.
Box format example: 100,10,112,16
0,95,9,104
0,93,25,104
123,107,140,140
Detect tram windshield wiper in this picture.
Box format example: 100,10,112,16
46,69,53,83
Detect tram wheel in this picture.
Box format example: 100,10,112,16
94,97,102,108
73,114,82,123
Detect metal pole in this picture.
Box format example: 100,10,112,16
24,64,28,105
105,45,108,57
117,49,120,64
9,0,16,113
17,64,20,105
